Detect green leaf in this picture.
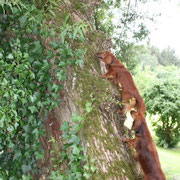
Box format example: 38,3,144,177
85,102,92,113
72,114,83,123
56,70,67,81
60,30,67,44
90,166,96,172
83,172,91,179
61,121,70,131
2,78,8,85
0,114,5,128
70,135,80,144
22,164,31,173
73,27,79,40
6,53,14,59
3,91,9,97
64,14,70,24
19,14,28,27
28,106,38,113
13,150,22,160
83,163,89,170
0,52,3,59
71,144,80,155
29,72,35,80
49,10,56,17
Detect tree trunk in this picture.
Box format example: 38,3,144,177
38,0,143,179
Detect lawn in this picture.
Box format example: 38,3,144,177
157,143,180,180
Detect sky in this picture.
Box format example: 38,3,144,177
147,0,180,57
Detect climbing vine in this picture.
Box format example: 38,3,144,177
0,1,87,179
50,113,96,180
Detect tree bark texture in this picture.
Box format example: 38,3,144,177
38,0,143,179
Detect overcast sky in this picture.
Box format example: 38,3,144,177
148,0,180,57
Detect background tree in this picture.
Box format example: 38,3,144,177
144,80,180,148
94,0,158,70
150,46,180,67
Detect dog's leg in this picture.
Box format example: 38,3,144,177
118,98,136,114
122,138,137,149
102,70,115,79
101,73,114,79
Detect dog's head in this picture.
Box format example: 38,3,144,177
131,111,144,131
96,51,114,65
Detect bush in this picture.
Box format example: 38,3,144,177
144,80,180,148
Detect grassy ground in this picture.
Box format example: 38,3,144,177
157,143,180,180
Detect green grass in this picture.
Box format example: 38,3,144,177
157,143,180,180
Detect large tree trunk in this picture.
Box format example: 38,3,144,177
38,0,143,179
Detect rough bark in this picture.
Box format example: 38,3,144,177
38,0,143,179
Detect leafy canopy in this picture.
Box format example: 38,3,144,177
144,80,180,148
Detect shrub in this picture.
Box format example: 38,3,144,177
144,80,180,148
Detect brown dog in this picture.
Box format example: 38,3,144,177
96,51,146,115
123,111,166,180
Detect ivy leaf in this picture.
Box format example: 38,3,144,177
29,72,35,80
61,121,70,132
13,150,22,160
19,15,28,27
71,144,80,155
28,106,38,113
83,163,89,170
72,114,83,123
2,78,8,86
85,102,92,113
56,70,67,81
70,134,80,144
22,164,31,173
0,52,3,59
83,172,91,179
3,91,9,97
91,166,96,172
6,53,14,59
0,114,5,128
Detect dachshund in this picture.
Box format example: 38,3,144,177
96,51,146,115
123,111,166,180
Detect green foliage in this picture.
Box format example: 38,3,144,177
150,46,180,67
94,0,157,70
0,1,86,179
50,111,96,179
116,42,145,71
144,81,180,148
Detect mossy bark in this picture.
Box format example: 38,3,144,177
38,0,143,179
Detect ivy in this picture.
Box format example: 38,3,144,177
50,110,96,180
0,1,87,179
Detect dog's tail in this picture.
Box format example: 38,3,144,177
135,95,146,115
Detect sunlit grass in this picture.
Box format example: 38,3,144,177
157,143,180,180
